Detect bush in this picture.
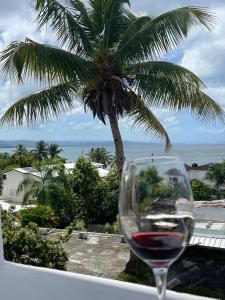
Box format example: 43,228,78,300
2,209,68,270
19,205,59,228
44,184,78,227
117,260,150,285
191,179,213,201
104,215,120,234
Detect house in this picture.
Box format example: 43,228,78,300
0,163,109,204
0,167,41,203
165,168,184,184
185,163,214,187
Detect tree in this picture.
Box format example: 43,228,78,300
2,208,68,270
205,162,225,197
0,174,3,195
17,161,65,205
11,144,34,167
69,157,101,224
87,147,113,167
0,1,224,175
32,140,49,161
191,179,213,201
48,143,63,159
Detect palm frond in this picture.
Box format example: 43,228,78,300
0,82,77,126
0,38,99,84
115,7,216,62
33,0,92,54
132,61,205,88
133,62,225,123
103,0,130,49
127,92,172,151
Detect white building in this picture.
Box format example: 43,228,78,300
0,163,109,204
0,167,41,203
185,163,214,187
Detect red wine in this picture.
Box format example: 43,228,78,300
127,215,194,264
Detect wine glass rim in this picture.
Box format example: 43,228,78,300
128,156,181,165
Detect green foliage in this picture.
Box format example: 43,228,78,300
48,143,63,159
191,179,213,201
2,209,68,270
44,184,78,227
87,147,113,167
117,260,150,285
0,174,3,195
19,205,59,227
104,215,120,234
206,162,225,195
70,157,101,224
137,166,162,202
95,167,120,224
32,140,49,161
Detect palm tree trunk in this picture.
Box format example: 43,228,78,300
109,113,125,176
109,113,139,273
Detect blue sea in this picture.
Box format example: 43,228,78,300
0,142,225,165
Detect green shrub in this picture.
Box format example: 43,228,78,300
191,179,213,201
19,205,59,227
117,260,150,286
104,215,120,234
2,209,68,270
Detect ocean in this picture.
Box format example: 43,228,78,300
0,142,225,165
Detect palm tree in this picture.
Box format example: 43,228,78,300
205,162,225,197
48,143,63,159
32,140,49,161
87,147,113,167
14,144,28,156
0,1,224,175
17,162,67,205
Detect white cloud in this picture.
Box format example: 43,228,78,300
196,127,225,135
72,122,94,130
164,116,179,126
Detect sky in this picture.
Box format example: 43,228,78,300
0,0,225,144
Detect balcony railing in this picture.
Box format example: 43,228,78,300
0,219,217,300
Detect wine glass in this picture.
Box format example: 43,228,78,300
119,157,194,299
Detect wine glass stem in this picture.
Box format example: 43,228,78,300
152,267,168,300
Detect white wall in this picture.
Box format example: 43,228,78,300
195,207,225,221
0,170,40,204
187,170,214,187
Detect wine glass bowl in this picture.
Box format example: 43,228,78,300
119,157,194,299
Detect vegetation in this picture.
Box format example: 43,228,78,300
32,140,50,161
205,162,225,197
2,208,68,270
19,205,59,227
17,161,66,205
48,143,63,159
0,1,224,177
0,141,64,172
191,179,213,201
16,156,119,227
87,147,113,167
0,174,3,195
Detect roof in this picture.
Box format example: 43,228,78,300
185,163,211,171
194,200,225,208
190,232,225,249
14,167,41,178
8,163,109,178
165,168,182,176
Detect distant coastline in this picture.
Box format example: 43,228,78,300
0,140,225,148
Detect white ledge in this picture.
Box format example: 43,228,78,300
0,260,217,300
